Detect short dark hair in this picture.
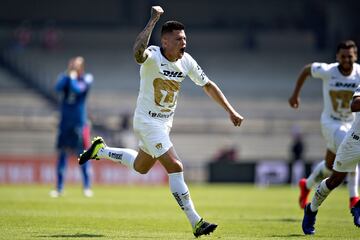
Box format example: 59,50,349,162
336,40,357,53
161,21,185,36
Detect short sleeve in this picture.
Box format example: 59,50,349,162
311,62,331,79
354,86,360,98
186,54,209,86
142,46,158,65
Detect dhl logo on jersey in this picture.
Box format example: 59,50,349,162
160,70,184,78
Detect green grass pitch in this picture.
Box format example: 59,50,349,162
0,184,359,239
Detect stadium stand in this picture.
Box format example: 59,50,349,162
0,65,56,154
0,27,326,162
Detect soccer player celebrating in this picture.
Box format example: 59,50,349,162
302,85,360,234
79,6,243,237
289,40,360,209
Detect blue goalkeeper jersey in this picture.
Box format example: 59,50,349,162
55,72,93,129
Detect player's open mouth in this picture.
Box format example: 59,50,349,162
180,47,186,54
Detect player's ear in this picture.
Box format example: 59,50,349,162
161,35,168,48
335,52,340,62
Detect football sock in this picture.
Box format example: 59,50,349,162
169,172,201,228
310,179,331,212
56,151,67,192
347,167,359,198
80,161,91,190
98,147,137,170
306,160,332,189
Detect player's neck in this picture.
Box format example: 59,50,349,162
160,47,177,62
338,65,353,76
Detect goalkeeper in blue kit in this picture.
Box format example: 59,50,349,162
50,56,94,198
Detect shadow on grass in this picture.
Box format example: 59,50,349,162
243,217,300,223
37,234,177,239
37,233,105,238
270,234,305,238
275,218,299,223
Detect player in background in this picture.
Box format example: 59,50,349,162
50,56,94,198
289,40,360,209
79,6,243,238
302,85,360,235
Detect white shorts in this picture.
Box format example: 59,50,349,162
133,117,172,158
321,120,352,153
333,131,360,172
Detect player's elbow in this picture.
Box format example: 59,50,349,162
202,80,214,91
133,47,146,64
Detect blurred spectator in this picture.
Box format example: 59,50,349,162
40,20,62,51
291,125,305,161
12,20,33,51
213,146,238,162
50,56,94,198
290,125,305,185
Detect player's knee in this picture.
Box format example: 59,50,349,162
326,173,346,190
325,161,333,170
172,160,183,172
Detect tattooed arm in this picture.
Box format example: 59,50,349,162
133,6,164,64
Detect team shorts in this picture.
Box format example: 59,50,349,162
333,131,360,172
133,118,172,158
321,120,352,153
56,124,90,153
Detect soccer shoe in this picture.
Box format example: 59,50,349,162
350,196,359,209
298,178,310,209
78,136,106,165
83,189,94,198
193,218,218,238
302,203,317,235
49,190,62,198
351,200,360,227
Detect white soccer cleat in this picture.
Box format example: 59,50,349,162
83,189,94,198
49,190,62,198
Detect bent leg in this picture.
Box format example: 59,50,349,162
310,170,347,212
306,150,335,189
97,145,139,171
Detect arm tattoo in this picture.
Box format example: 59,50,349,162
133,19,157,63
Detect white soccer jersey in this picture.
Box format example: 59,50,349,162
353,87,360,127
349,87,360,140
333,87,360,172
311,62,360,123
134,46,209,127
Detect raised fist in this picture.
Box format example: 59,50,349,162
151,6,164,20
